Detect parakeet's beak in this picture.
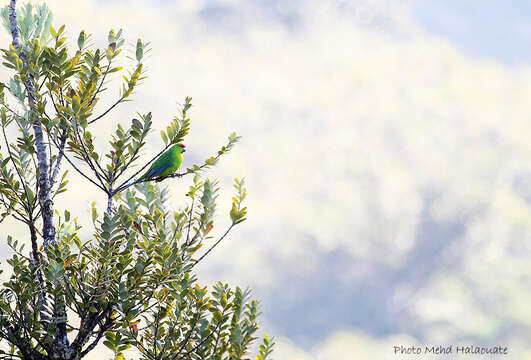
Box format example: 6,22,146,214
182,148,186,153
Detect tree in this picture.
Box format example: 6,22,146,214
0,2,275,359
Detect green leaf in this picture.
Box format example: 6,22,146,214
230,203,239,223
205,157,216,166
91,201,98,222
72,94,81,113
132,118,142,129
136,38,143,62
108,66,123,73
77,30,86,49
57,24,65,37
160,130,168,145
108,29,116,43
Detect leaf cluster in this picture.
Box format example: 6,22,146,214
0,4,273,360
0,179,271,360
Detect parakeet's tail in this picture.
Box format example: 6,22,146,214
117,179,142,193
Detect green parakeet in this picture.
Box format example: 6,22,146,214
121,143,186,190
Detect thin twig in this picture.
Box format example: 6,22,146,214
116,156,220,195
185,197,195,246
88,62,110,107
88,96,124,125
50,131,67,185
37,74,48,92
73,123,108,186
0,101,23,117
49,135,106,192
42,96,68,186
170,313,200,360
192,224,234,267
174,320,223,360
0,81,12,92
113,136,144,181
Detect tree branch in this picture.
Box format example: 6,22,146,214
9,0,56,248
106,192,113,215
79,315,113,359
114,156,221,195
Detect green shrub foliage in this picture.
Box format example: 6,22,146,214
0,3,273,359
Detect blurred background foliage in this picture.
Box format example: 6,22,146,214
1,0,531,358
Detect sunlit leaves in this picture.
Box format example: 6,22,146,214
230,178,247,225
161,97,192,146
106,112,152,183
200,180,218,230
53,170,69,197
104,331,130,359
186,131,241,175
0,5,272,359
106,29,123,62
121,63,143,99
0,3,53,45
256,335,275,360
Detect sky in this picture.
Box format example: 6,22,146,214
2,0,531,359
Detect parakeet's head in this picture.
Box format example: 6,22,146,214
176,143,186,153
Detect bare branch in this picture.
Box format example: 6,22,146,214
88,95,125,125
73,123,108,186
192,224,235,267
49,133,106,192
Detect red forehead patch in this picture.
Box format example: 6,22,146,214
179,144,186,148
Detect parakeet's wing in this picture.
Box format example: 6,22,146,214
142,166,168,180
